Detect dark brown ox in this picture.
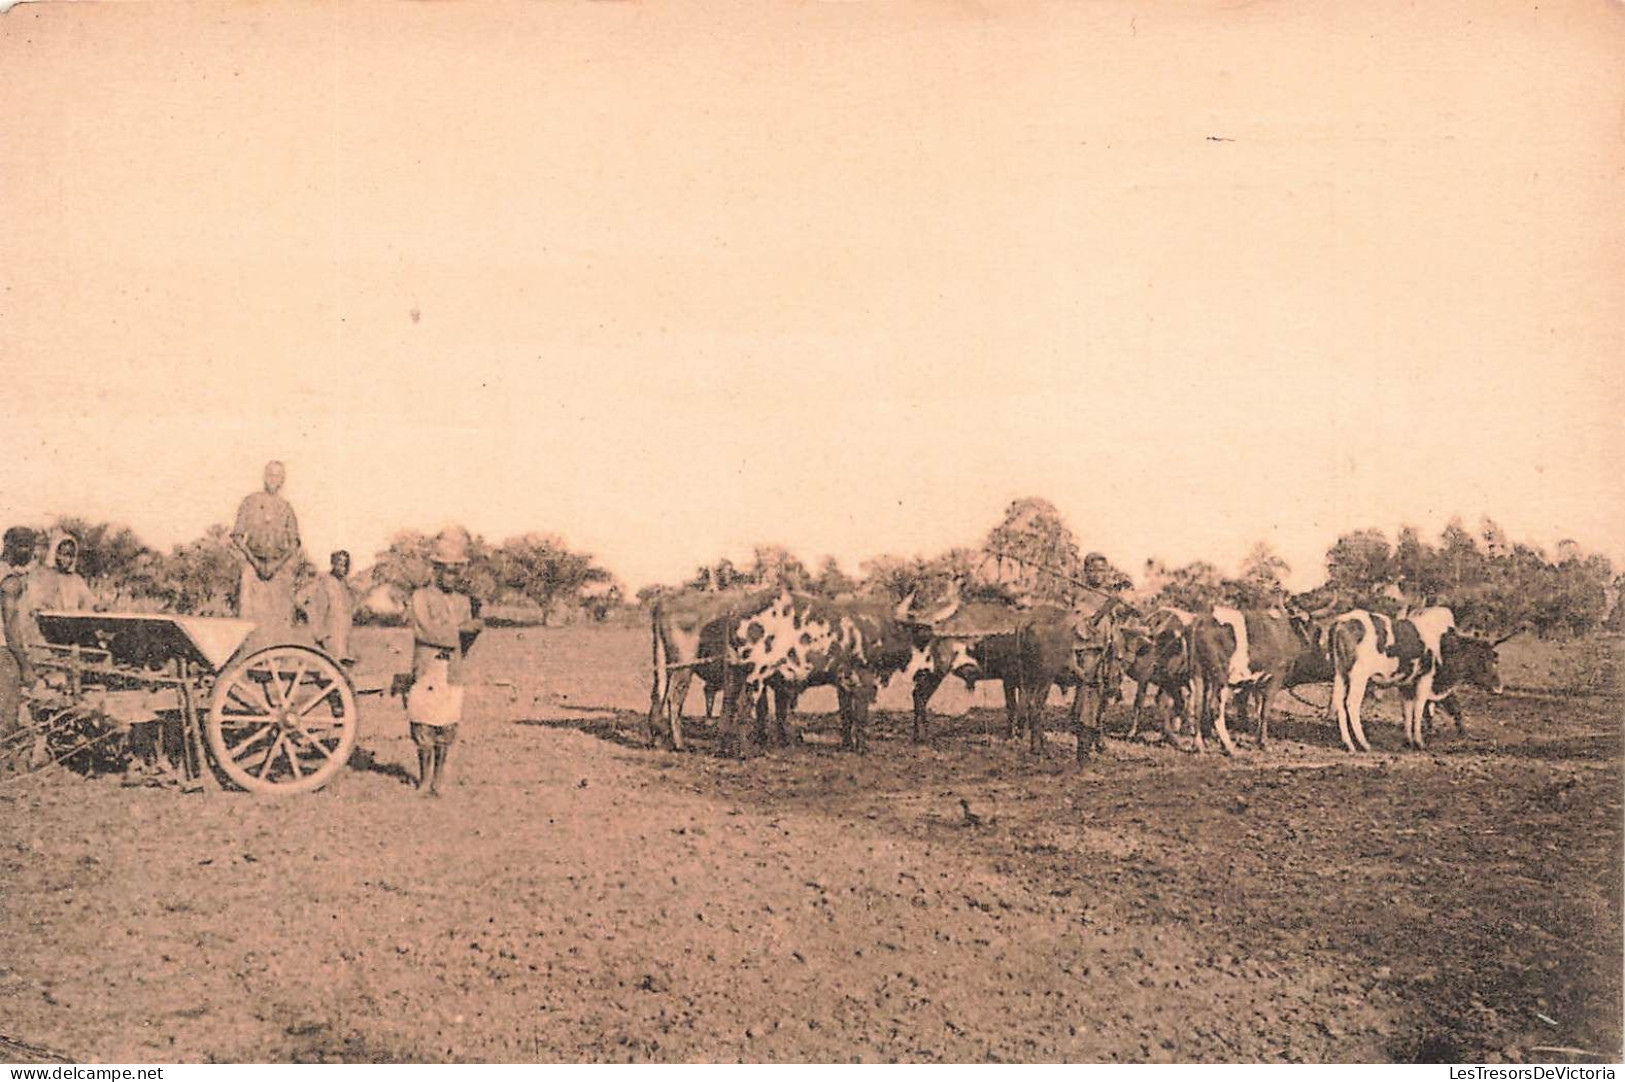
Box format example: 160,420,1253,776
913,603,1115,761
1120,606,1197,741
1185,606,1330,755
719,589,957,756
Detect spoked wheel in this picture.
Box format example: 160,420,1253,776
206,645,357,793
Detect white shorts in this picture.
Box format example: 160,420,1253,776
407,657,465,727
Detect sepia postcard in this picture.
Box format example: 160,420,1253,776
1,0,1621,1067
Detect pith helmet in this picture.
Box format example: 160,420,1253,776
429,526,472,566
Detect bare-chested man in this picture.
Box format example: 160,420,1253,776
232,461,301,649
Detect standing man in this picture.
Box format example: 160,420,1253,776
406,527,483,797
232,460,301,648
297,550,355,664
1,527,39,777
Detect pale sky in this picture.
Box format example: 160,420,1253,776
3,0,1621,591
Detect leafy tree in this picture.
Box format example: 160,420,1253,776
1146,560,1224,611
685,558,745,592
858,554,928,602
162,524,241,616
1480,516,1512,559
370,530,435,601
747,545,812,591
489,533,615,624
812,556,856,597
1437,517,1489,590
1229,542,1290,608
1324,529,1396,595
983,496,1082,606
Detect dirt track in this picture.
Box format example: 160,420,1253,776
0,628,1618,1063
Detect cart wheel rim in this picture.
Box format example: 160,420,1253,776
206,645,357,794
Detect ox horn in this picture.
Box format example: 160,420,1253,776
894,591,917,622
1490,625,1524,647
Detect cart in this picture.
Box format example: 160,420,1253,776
11,611,370,794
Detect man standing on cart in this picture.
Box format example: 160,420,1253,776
407,527,483,797
231,460,302,650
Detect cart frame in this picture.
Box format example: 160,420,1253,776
16,611,373,793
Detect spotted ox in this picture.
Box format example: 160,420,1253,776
647,588,778,750
1185,606,1328,755
1329,607,1508,752
720,589,958,756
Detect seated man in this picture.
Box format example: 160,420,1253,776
12,532,171,781
22,532,98,627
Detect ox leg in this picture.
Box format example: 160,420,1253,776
703,682,719,720
1126,681,1149,740
1332,671,1354,752
772,687,794,747
646,674,665,749
1346,673,1375,753
1003,683,1021,740
1213,686,1239,756
718,673,756,759
1436,694,1467,735
1408,678,1433,750
1185,676,1205,753
843,678,876,755
1166,685,1187,737
1027,682,1050,757
837,688,855,750
752,692,771,747
669,668,698,750
1256,681,1275,750
912,670,944,744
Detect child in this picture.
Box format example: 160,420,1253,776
406,527,483,796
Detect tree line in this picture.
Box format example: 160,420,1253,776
24,518,624,627
21,500,1624,636
639,499,1622,639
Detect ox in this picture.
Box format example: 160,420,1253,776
1329,607,1507,752
648,588,781,750
1121,607,1196,741
1185,606,1331,755
913,602,1118,761
719,589,958,756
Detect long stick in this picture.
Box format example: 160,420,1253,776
982,548,1143,618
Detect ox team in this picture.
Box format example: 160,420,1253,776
6,467,1515,777
651,553,1511,760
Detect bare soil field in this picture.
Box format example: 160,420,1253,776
0,627,1619,1063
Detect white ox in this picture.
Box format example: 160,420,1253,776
1329,607,1507,752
